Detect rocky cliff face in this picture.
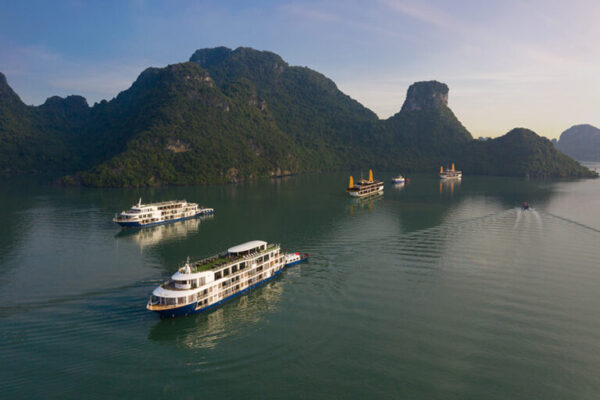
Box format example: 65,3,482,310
383,79,472,164
0,72,25,107
556,124,600,161
401,80,449,112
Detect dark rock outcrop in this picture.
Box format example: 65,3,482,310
556,124,600,161
401,80,449,112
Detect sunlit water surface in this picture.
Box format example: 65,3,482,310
1,170,599,399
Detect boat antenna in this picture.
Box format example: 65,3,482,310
138,197,142,207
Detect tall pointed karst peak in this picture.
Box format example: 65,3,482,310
0,72,8,88
0,72,23,104
401,80,449,112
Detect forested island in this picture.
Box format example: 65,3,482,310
0,46,596,187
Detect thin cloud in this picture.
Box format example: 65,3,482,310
378,0,466,34
282,2,411,40
282,4,340,23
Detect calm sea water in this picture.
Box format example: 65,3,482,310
1,168,600,399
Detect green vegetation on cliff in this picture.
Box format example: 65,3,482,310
0,73,92,173
190,47,381,170
460,128,593,178
0,47,595,186
73,63,299,187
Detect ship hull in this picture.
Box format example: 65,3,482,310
285,257,308,267
439,174,462,180
116,210,214,228
152,267,285,318
347,186,384,198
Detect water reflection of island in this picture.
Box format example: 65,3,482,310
116,215,213,247
148,280,284,349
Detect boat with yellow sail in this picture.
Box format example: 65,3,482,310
439,163,462,180
346,169,384,197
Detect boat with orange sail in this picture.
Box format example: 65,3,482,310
346,169,384,198
439,163,462,180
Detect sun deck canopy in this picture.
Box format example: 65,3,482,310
228,240,267,255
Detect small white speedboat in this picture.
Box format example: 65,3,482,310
391,175,405,184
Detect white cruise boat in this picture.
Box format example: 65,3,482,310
391,174,405,184
284,252,309,266
147,240,287,318
113,198,214,228
346,169,384,198
439,163,462,180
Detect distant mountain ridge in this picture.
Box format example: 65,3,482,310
460,128,591,178
556,124,600,162
0,47,595,186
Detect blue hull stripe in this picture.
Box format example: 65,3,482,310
284,258,308,267
156,267,285,318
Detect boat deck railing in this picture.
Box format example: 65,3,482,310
185,243,280,273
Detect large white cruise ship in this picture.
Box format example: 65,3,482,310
147,240,287,318
113,199,214,228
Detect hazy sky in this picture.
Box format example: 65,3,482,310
1,0,599,138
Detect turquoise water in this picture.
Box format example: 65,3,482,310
1,171,600,399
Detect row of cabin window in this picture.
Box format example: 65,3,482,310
221,263,273,288
212,250,275,280
221,284,241,297
157,204,182,210
214,261,247,280
216,260,268,281
186,278,206,288
199,272,267,301
221,274,241,288
153,296,185,306
156,289,210,306
255,254,271,263
162,209,188,214
247,265,265,277
188,290,211,303
247,273,263,286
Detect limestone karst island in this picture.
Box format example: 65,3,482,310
1,47,595,187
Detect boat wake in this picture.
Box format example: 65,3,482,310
538,210,600,234
512,207,543,231
513,208,523,230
